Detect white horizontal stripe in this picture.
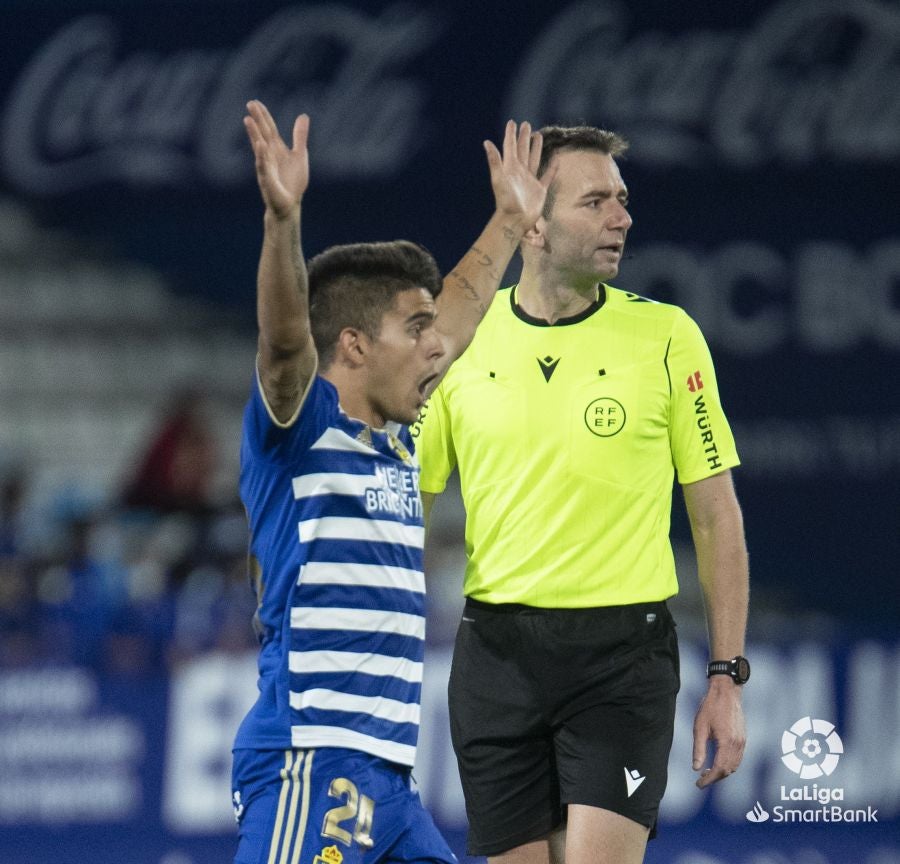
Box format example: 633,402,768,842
290,687,420,725
292,472,374,500
289,650,424,683
300,562,424,593
298,516,424,547
291,725,415,767
310,426,376,455
290,606,426,639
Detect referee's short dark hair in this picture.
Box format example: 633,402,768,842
537,125,629,218
308,240,442,369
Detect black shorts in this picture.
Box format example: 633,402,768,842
448,599,680,857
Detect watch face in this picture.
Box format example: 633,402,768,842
734,657,751,683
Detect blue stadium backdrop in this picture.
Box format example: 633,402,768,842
0,1,898,862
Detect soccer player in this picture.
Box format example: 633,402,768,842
415,126,750,864
231,100,553,864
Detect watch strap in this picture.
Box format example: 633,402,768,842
707,660,732,675
707,655,750,684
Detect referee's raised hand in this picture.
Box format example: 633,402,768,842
244,100,310,220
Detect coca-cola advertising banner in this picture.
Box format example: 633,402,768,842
1,0,897,633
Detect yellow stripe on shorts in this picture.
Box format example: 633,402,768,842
266,749,315,864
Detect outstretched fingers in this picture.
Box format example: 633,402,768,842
244,100,311,214
482,118,551,227
292,113,310,154
501,119,517,166
243,114,261,150
483,139,502,173
243,115,271,179
499,120,550,182
528,130,543,176
516,120,532,167
246,100,279,145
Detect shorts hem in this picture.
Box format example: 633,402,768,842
466,813,562,857
560,798,657,835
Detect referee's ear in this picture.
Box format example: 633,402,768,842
521,219,547,254
521,216,547,249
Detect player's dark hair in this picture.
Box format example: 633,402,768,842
537,125,629,218
308,240,442,368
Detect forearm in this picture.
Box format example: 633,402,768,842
693,506,749,660
438,210,529,359
684,473,748,784
683,472,749,660
257,206,311,354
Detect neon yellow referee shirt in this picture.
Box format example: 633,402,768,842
413,284,740,607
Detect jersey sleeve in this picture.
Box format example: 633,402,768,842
410,380,457,494
242,363,329,465
667,310,740,484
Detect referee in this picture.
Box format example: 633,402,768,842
415,126,749,864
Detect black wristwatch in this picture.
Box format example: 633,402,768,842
707,655,751,685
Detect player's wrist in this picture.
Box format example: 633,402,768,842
490,208,532,241
264,201,301,225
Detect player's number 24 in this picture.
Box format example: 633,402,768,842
322,777,375,849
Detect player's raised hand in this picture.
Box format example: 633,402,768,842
483,120,556,232
244,100,309,220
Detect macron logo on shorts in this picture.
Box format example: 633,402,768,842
624,767,646,797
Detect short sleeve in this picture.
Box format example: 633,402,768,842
242,366,331,465
667,311,740,484
410,381,457,494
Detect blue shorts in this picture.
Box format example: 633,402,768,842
232,747,457,864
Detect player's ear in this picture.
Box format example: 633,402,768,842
335,327,367,367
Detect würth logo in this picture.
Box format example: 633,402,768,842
694,394,722,470
537,355,560,382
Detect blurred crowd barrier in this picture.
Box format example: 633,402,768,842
0,630,898,863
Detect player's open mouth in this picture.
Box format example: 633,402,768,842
418,373,438,396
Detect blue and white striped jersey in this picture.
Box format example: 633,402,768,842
234,373,426,767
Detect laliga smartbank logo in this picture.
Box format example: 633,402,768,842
781,715,842,778
745,716,878,825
